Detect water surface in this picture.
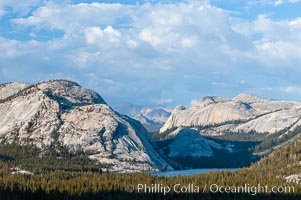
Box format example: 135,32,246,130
152,168,238,177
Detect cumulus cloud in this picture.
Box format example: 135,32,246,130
84,26,121,46
254,16,301,67
232,14,301,68
1,1,301,106
11,2,127,37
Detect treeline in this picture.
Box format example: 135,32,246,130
254,124,301,154
1,141,301,199
172,143,259,169
0,167,300,200
207,131,267,142
0,144,105,174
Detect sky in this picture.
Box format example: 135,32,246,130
1,0,301,108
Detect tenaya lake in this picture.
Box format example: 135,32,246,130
151,168,238,177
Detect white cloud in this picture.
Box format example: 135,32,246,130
0,37,38,58
2,1,301,106
252,15,301,67
255,41,301,67
139,29,162,47
83,26,122,50
250,0,301,6
84,27,104,45
181,37,197,48
103,26,121,43
274,0,283,6
273,0,300,6
254,15,301,43
239,80,246,84
232,14,301,68
250,86,301,99
12,2,127,34
279,86,301,95
126,40,138,48
190,99,200,106
152,98,173,104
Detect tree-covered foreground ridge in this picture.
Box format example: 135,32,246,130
0,140,301,200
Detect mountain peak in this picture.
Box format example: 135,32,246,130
43,79,80,86
0,79,170,172
37,80,106,106
175,105,186,111
201,96,228,102
201,95,229,104
191,96,229,108
232,93,266,103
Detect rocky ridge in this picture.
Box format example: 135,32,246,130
160,94,301,136
0,80,170,172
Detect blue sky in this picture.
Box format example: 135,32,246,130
1,0,301,108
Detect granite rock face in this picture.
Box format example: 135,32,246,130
0,82,29,100
160,94,301,135
163,127,213,158
0,80,170,172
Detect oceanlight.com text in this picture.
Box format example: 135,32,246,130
125,183,295,196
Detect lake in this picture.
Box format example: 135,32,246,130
151,168,238,177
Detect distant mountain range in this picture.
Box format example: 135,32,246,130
0,80,171,172
115,103,171,132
